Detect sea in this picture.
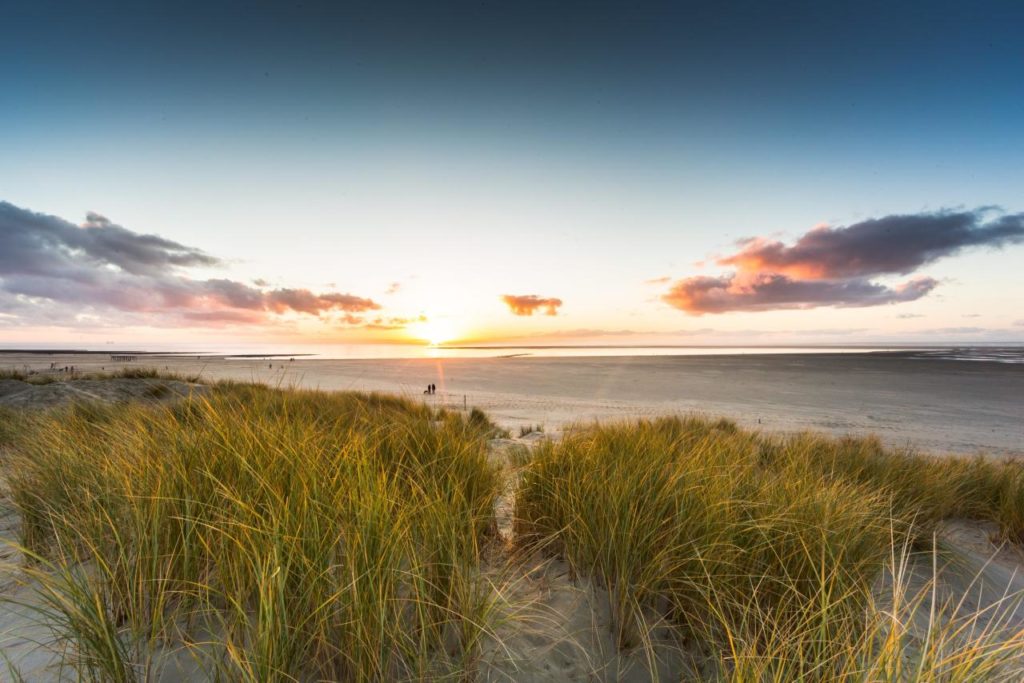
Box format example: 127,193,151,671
4,343,1023,363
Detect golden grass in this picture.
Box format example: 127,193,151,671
2,383,503,680
515,416,1024,680
3,386,1024,681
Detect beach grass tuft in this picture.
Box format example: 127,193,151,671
1,383,503,680
515,416,1024,679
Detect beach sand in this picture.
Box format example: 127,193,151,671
3,351,1020,456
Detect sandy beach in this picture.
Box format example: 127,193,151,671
3,351,1021,456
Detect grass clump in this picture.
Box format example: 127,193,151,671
2,384,503,681
0,369,59,385
88,366,205,383
0,407,21,446
515,416,1024,680
518,424,544,437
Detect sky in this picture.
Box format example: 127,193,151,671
1,0,1023,349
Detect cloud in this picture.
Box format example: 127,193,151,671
662,208,1023,314
644,276,671,285
663,273,937,314
0,201,380,327
501,294,563,316
181,310,267,325
897,313,924,319
719,208,1024,279
362,315,426,330
928,327,987,334
264,289,378,315
385,282,401,294
1015,320,1024,327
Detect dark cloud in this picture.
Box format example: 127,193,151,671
0,201,380,326
662,208,1023,314
501,294,563,316
0,202,220,280
663,273,937,314
719,208,1024,279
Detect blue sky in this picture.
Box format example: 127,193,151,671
1,1,1022,346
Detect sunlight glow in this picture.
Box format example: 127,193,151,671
408,318,458,346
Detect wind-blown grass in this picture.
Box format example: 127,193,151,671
2,384,503,680
515,416,1024,680
5,389,1024,681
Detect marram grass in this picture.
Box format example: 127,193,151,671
515,416,1024,681
2,383,503,681
3,385,1024,681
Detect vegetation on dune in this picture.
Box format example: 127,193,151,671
0,368,59,385
518,424,544,438
516,416,1024,680
1,366,206,384
1,384,503,681
0,406,21,444
3,384,1024,681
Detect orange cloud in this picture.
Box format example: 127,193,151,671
501,294,563,316
661,208,1023,314
718,209,1024,279
662,273,937,314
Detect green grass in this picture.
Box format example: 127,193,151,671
515,416,1024,680
1,383,503,680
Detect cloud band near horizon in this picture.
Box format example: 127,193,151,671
0,201,380,327
663,208,1024,314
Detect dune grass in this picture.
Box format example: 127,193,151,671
515,416,1024,680
1,365,205,383
0,369,59,385
1,383,504,680
4,386,1024,681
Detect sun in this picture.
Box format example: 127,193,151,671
409,318,457,346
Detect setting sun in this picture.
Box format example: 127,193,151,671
409,318,458,346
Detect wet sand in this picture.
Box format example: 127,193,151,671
2,351,1022,456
